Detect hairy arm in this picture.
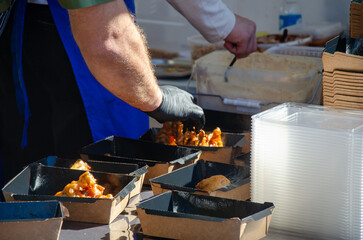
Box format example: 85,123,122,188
68,0,162,112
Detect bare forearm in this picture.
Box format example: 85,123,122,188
68,0,161,111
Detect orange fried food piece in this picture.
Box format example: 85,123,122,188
208,127,223,147
70,159,92,171
197,130,208,147
195,175,231,192
183,129,199,146
155,121,177,145
155,121,224,147
55,171,113,199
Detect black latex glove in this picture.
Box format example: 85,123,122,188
145,85,205,131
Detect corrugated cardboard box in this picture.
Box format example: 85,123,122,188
0,200,65,240
150,160,250,201
322,35,363,110
136,191,274,240
2,163,137,224
80,136,201,184
322,36,363,73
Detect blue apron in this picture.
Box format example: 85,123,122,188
11,0,148,148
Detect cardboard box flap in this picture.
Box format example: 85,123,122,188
139,128,247,151
80,136,201,167
38,156,148,177
128,166,148,177
2,163,137,202
323,35,345,54
242,206,274,222
136,191,274,223
150,160,250,192
168,151,201,165
0,200,64,222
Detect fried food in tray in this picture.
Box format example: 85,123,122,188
195,175,231,192
155,121,223,147
70,159,92,171
55,171,113,199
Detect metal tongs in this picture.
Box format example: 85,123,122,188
224,56,237,82
224,29,287,83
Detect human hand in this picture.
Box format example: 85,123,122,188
145,86,205,131
224,14,257,58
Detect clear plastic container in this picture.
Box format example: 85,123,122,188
279,0,302,31
251,103,363,239
195,51,323,104
265,46,324,58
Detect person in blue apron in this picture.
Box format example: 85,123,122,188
0,0,257,189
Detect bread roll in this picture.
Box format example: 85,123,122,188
195,175,231,192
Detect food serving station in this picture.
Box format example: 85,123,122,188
2,2,363,239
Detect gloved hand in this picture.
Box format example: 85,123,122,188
145,85,205,131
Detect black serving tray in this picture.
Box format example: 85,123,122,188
137,190,273,223
37,156,148,178
139,128,246,152
150,160,250,194
80,136,201,167
2,163,137,203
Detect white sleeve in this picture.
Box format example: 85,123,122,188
166,0,236,43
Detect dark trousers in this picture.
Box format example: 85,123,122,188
0,3,93,189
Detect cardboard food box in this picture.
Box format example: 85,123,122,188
322,35,363,73
136,191,274,240
80,136,201,184
2,163,137,224
139,128,247,164
322,35,363,110
0,200,65,240
38,156,147,198
150,160,251,201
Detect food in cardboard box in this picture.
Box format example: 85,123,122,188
70,159,92,171
155,121,223,147
55,171,113,199
195,174,231,192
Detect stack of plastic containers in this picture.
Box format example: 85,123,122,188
251,102,363,239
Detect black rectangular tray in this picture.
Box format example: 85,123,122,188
37,156,148,178
149,160,250,193
137,190,273,222
139,128,247,152
80,136,201,167
2,163,137,203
